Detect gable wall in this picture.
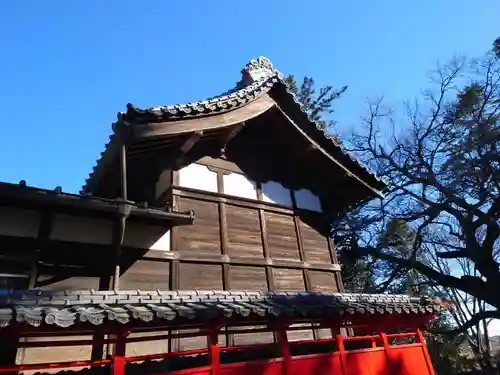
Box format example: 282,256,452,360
169,158,342,348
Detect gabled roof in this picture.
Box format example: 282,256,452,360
0,289,439,328
81,57,386,198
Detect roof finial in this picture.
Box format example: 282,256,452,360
239,56,280,86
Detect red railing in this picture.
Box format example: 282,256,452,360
0,326,436,375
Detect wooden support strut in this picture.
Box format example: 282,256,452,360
221,122,245,148
174,131,204,168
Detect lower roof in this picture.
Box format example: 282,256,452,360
0,181,194,225
0,290,440,329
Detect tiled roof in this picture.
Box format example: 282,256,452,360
81,57,386,195
0,290,440,328
118,75,279,124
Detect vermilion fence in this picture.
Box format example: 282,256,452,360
0,326,436,375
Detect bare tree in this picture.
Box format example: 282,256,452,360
341,38,500,333
427,248,497,370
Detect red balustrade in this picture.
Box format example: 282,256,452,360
0,325,436,375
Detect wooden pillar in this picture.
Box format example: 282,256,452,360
169,171,181,353
111,142,129,291
217,172,230,290
207,328,220,375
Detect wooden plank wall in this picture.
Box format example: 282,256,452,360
18,166,342,361
170,167,341,349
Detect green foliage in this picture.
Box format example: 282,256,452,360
285,74,347,136
493,37,500,59
425,313,471,375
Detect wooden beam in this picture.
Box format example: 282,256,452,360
223,122,245,146
274,103,385,198
174,131,204,168
296,144,317,159
180,131,204,154
172,187,296,215
258,208,275,291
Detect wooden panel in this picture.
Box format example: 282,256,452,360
125,331,169,357
20,335,93,373
272,268,305,291
178,329,226,351
119,260,170,290
299,219,331,264
265,212,300,261
230,266,268,291
179,263,223,290
36,275,100,291
287,329,314,342
233,331,274,345
308,271,338,292
317,329,332,338
287,323,314,343
226,205,264,259
176,197,221,255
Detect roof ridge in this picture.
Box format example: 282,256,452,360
0,288,425,300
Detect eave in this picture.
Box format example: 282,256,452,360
0,289,440,329
0,181,194,226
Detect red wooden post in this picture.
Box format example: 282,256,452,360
335,333,346,375
276,326,291,375
111,330,128,375
416,329,437,375
207,327,220,375
380,332,394,374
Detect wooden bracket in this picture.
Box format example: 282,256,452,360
174,130,204,168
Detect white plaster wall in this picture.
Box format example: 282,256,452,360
223,173,258,200
0,206,40,238
294,189,323,212
50,214,114,244
124,222,171,251
261,181,293,207
178,164,218,193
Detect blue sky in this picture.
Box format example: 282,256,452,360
0,1,499,193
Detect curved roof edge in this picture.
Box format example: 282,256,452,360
81,57,387,196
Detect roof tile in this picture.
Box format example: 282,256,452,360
0,289,440,329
